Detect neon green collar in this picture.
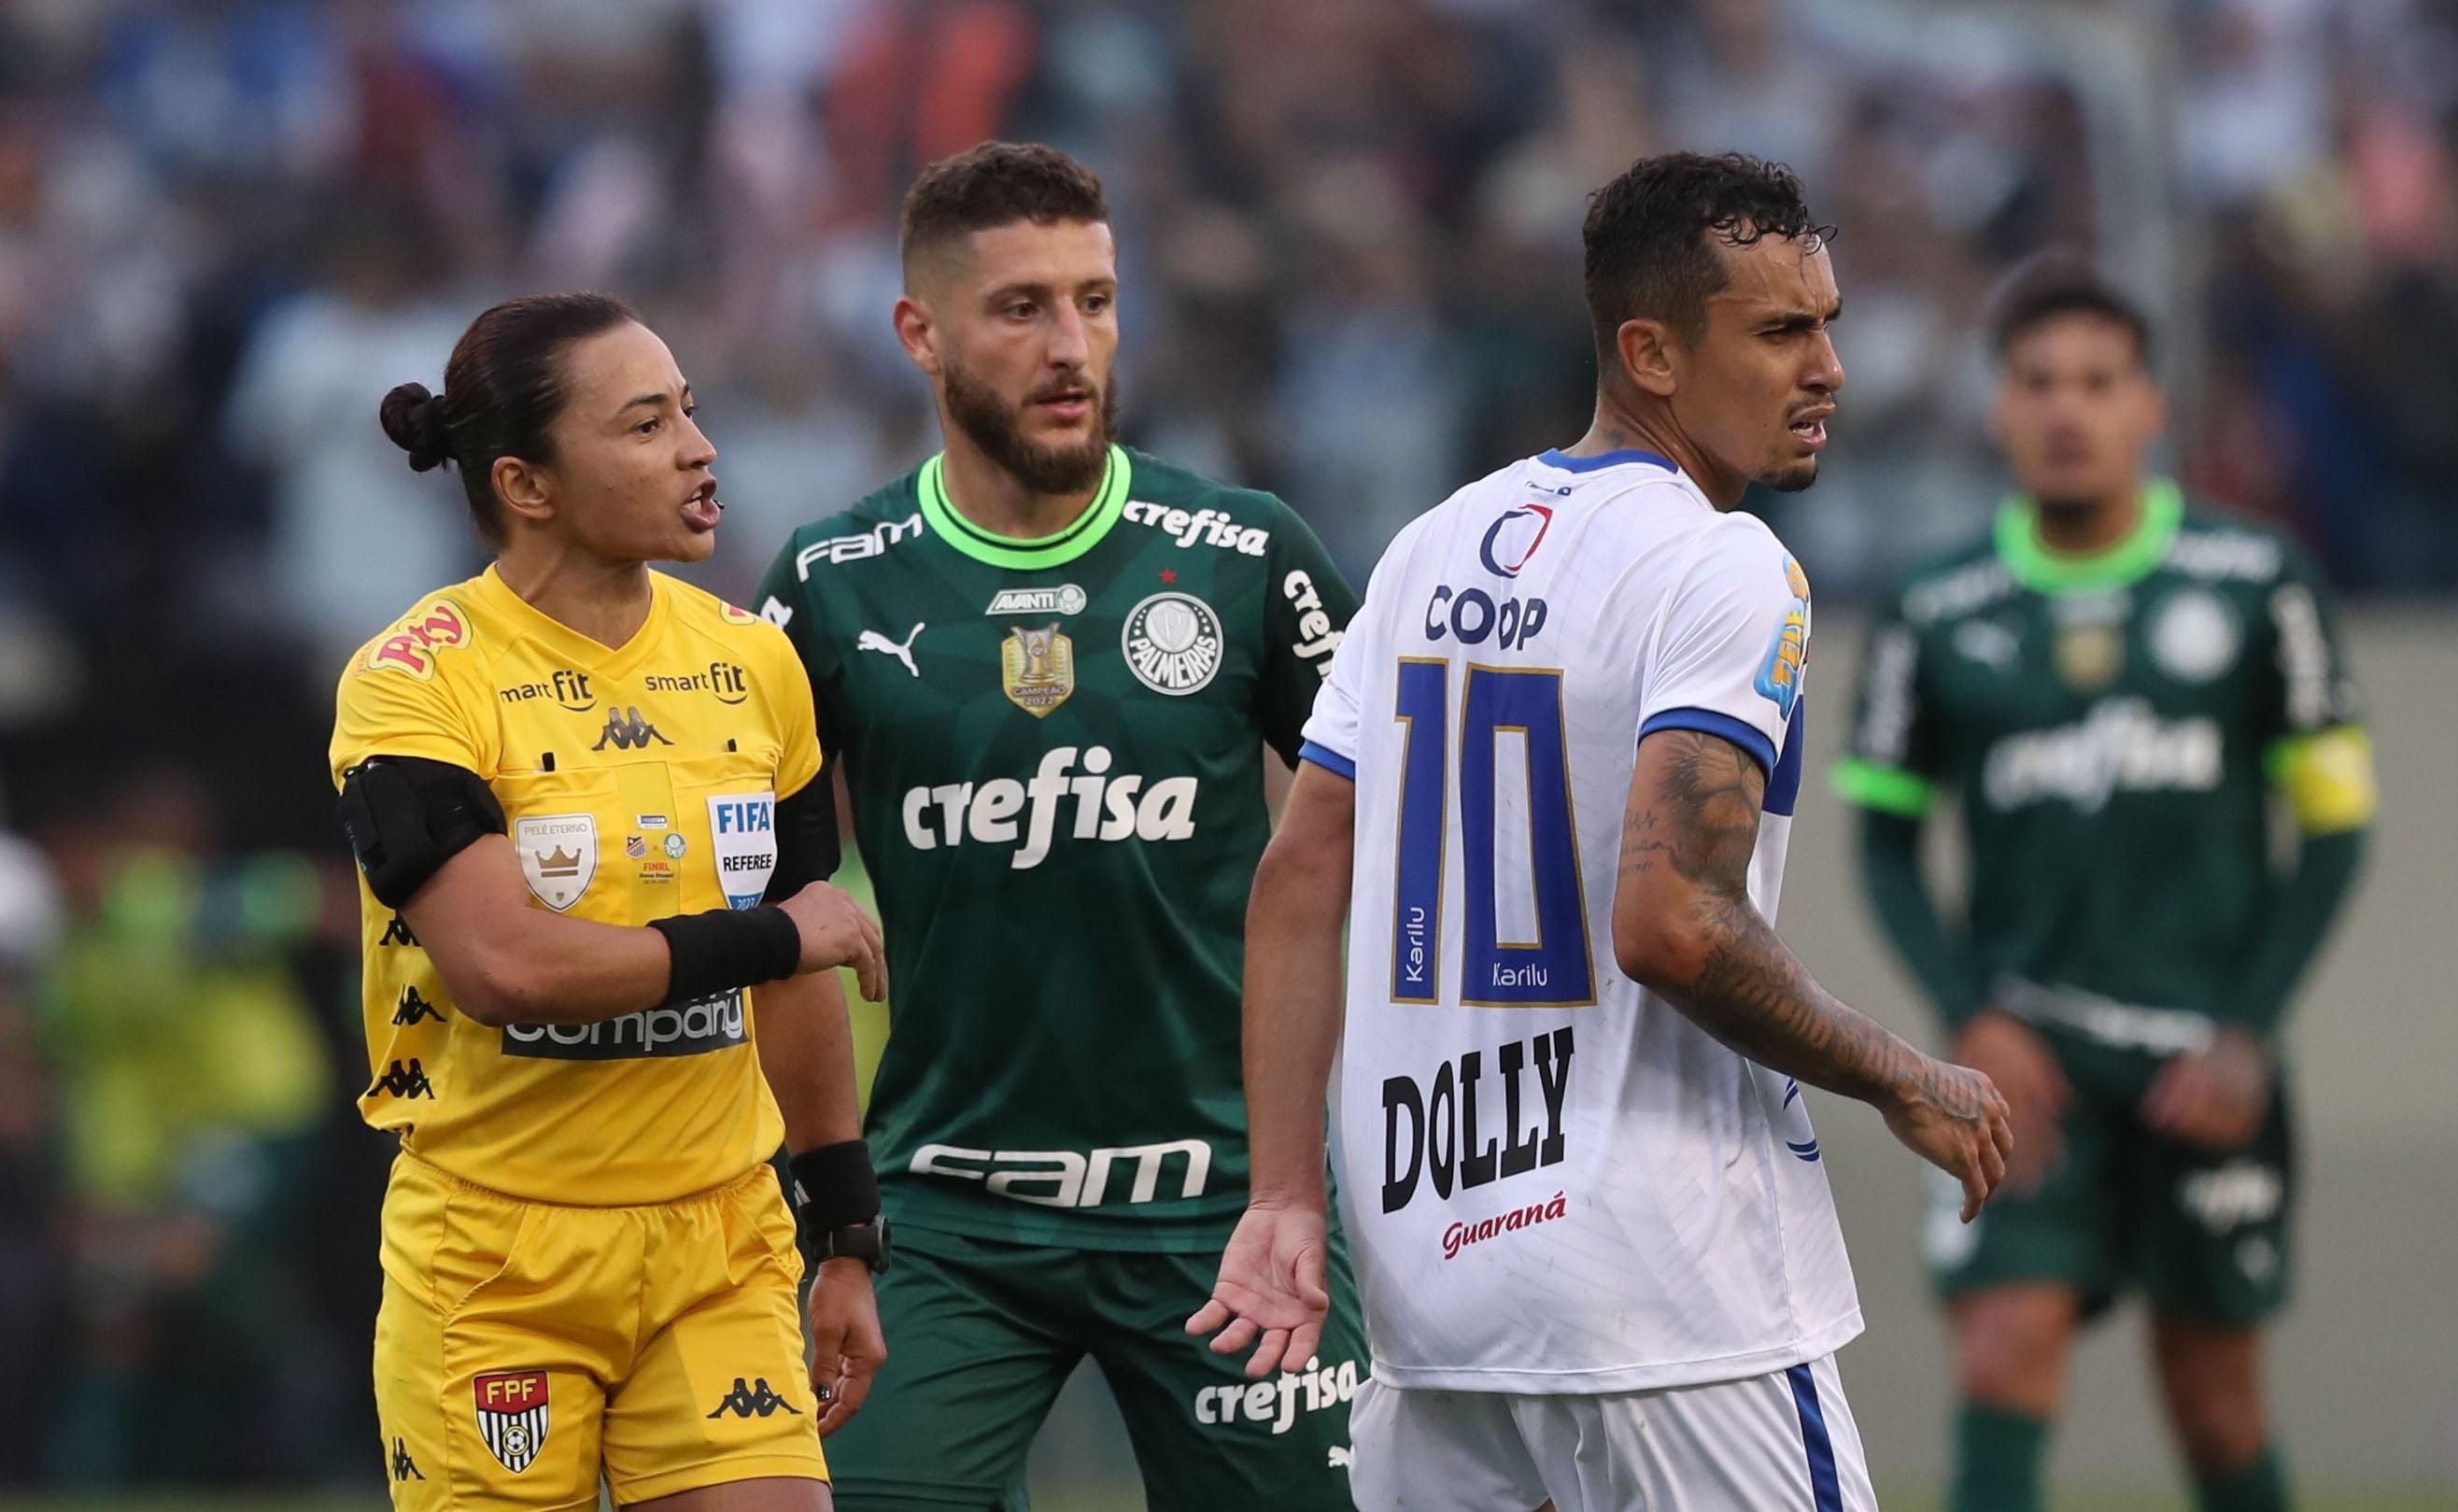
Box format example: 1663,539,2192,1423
917,445,1131,570
1995,477,2183,594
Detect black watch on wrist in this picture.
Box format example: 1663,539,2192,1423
812,1214,890,1275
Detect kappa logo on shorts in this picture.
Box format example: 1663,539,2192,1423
473,1371,549,1474
706,1377,800,1419
389,1436,423,1481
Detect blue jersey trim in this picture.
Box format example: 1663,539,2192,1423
1789,1357,1848,1512
1537,446,1679,474
1765,701,1807,817
1787,1364,1845,1512
1638,708,1777,781
1298,741,1357,781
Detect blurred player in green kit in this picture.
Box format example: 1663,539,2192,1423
754,143,1365,1511
1835,254,2374,1512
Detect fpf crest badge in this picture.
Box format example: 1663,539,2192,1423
1002,623,1075,717
473,1370,549,1474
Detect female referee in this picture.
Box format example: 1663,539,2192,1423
332,292,886,1512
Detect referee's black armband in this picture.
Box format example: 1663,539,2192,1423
646,906,801,1007
789,1139,882,1228
761,780,842,902
337,757,506,908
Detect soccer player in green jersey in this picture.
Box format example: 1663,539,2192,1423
1834,254,2374,1512
753,142,1366,1510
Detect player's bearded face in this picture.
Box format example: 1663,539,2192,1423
1683,236,1844,496
926,217,1123,497
529,322,723,564
1991,314,2163,515
941,346,1120,496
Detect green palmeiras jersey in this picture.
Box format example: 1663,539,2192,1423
1833,480,2372,1052
755,445,1358,1250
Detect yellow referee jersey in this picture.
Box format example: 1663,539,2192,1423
331,565,820,1205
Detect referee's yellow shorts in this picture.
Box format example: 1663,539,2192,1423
373,1149,826,1509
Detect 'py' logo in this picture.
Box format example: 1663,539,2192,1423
1477,505,1554,578
366,599,471,680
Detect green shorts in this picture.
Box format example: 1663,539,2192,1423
1924,1026,2296,1326
825,1224,1367,1511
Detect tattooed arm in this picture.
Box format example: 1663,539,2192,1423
1613,728,2013,1219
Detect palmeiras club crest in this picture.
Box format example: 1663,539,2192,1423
473,1370,550,1473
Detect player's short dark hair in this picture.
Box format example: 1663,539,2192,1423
1582,151,1833,354
1986,251,2154,365
899,141,1109,279
378,291,639,546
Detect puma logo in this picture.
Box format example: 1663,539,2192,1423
856,623,925,679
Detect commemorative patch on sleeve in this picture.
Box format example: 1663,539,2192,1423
1753,556,1812,715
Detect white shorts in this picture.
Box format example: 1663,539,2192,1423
1347,1352,1877,1512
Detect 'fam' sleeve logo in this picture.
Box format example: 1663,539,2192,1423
365,598,473,680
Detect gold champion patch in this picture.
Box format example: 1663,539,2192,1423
2055,624,2124,691
2051,591,2129,692
1002,623,1075,717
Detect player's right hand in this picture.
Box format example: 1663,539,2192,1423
1883,1056,2013,1223
779,882,885,1001
1953,1010,2070,1192
1186,1199,1331,1379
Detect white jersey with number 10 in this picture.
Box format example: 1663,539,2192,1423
1299,447,1862,1393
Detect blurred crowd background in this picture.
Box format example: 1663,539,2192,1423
0,0,2454,1501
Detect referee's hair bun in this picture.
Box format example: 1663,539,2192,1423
379,382,452,473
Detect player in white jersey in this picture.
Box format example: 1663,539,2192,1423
1192,153,2014,1511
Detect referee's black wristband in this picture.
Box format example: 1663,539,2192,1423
789,1139,882,1230
646,906,800,1007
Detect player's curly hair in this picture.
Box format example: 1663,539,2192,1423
1582,151,1835,358
378,292,638,546
1986,250,2154,364
899,141,1109,279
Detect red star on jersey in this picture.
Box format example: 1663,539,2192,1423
1159,569,1177,584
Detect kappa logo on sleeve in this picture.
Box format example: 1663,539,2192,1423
364,598,473,680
